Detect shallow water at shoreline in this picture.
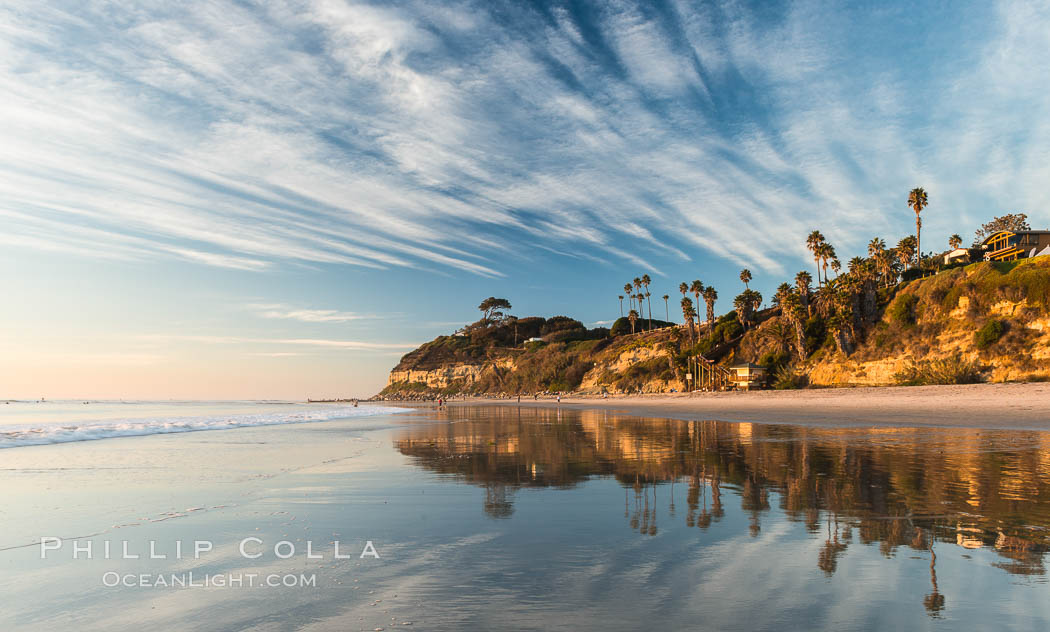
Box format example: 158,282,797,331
2,405,1050,630
0,400,408,448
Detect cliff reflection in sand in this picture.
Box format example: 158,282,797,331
394,405,1050,596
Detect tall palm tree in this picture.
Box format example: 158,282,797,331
815,242,836,283
641,274,653,331
908,187,928,268
868,237,885,259
867,237,887,286
948,234,962,250
739,269,752,290
662,294,670,321
625,283,634,312
702,286,718,334
781,291,807,362
690,280,704,330
680,297,696,344
618,295,624,317
679,281,689,299
806,231,826,286
795,271,812,313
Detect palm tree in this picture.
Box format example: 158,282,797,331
781,291,807,362
795,271,812,313
690,280,704,329
641,274,653,330
896,236,916,271
618,295,624,317
702,286,718,334
908,187,928,268
628,309,639,334
773,282,794,307
867,237,885,258
624,283,634,312
816,242,834,284
662,294,670,321
806,231,826,286
739,269,752,290
680,297,696,344
948,234,962,250
733,292,752,329
867,238,888,286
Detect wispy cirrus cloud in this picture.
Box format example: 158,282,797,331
246,303,373,323
136,334,419,351
1,0,1047,281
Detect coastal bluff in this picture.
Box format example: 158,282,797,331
378,259,1050,399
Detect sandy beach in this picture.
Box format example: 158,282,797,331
456,382,1050,430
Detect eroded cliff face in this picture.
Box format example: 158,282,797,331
387,364,487,389
380,332,684,398
383,358,520,397
805,296,1050,386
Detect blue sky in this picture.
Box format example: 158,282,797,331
2,0,1048,398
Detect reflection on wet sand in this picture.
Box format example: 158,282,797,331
395,405,1050,616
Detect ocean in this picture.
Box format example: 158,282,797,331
0,400,410,448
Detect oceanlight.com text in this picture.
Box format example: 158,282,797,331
101,572,317,589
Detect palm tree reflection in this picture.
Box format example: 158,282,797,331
394,406,1050,591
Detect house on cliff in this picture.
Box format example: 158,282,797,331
980,230,1050,261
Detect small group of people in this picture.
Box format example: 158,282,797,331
513,392,561,403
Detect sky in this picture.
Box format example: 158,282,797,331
2,0,1049,399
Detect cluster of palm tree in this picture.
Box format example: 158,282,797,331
806,231,839,286
620,275,654,334
676,279,719,343
614,188,938,355
732,269,762,329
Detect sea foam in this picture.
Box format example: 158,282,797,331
0,405,411,449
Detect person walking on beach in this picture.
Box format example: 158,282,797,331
557,393,561,404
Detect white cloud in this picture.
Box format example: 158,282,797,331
247,303,372,323
136,333,419,351
0,0,1047,281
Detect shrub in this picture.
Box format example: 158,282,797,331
804,315,826,352
888,293,918,326
894,355,983,386
974,320,1005,350
759,351,789,372
714,319,744,343
773,365,809,390
900,268,925,283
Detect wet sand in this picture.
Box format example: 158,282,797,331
459,382,1050,430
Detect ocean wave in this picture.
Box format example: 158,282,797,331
0,405,411,449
